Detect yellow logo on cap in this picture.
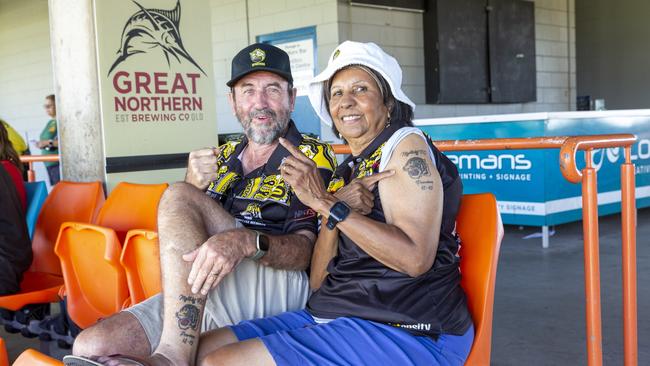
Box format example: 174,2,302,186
250,48,266,67
332,49,340,60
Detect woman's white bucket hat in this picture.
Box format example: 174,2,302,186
308,41,416,126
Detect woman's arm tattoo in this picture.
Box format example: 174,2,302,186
401,150,434,191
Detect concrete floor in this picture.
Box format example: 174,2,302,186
0,303,70,362
2,208,649,364
492,208,650,365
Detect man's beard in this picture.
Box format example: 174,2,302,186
238,107,290,145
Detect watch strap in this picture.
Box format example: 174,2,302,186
249,230,267,261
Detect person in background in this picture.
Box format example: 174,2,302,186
0,121,31,295
1,119,29,156
1,118,30,180
0,122,26,210
36,94,59,185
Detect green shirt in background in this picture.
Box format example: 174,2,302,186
39,119,58,167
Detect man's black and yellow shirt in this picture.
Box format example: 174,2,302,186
206,121,336,235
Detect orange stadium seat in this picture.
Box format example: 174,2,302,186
94,182,168,242
457,193,504,366
0,182,104,312
54,182,168,328
12,349,63,366
0,337,8,366
54,224,128,329
120,230,161,306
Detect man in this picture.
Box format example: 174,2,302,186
67,43,336,366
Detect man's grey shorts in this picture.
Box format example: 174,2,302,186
124,258,309,353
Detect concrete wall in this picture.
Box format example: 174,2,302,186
0,0,53,183
337,2,425,109
337,0,577,118
210,0,339,137
0,0,579,150
576,0,650,109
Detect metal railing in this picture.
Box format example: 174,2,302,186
19,155,60,182
20,133,638,365
337,133,638,366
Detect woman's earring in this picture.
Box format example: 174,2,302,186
338,132,343,140
386,114,391,127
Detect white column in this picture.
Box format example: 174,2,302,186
48,0,105,182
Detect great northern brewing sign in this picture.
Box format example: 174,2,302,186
94,0,217,186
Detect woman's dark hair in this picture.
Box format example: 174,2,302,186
0,122,23,173
324,65,413,139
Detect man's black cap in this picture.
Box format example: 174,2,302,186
227,43,293,87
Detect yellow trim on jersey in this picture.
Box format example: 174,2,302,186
299,135,337,172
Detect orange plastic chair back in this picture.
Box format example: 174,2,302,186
54,223,129,329
0,182,103,311
0,338,8,366
0,271,64,311
120,230,161,305
31,181,105,275
12,349,63,366
457,193,503,366
95,182,168,243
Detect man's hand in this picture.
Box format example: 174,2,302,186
185,147,221,190
334,171,394,215
182,228,256,295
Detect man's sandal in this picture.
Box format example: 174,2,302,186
63,355,148,366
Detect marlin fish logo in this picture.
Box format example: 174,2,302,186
108,0,206,76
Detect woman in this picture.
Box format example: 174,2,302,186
36,94,59,185
72,41,474,366
0,121,31,295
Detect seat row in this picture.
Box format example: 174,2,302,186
0,182,167,337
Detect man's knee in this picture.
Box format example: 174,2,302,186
160,182,200,207
72,312,150,358
158,182,205,226
72,325,110,357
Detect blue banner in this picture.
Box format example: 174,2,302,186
417,112,650,226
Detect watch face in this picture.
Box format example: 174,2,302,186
258,234,270,251
331,201,351,220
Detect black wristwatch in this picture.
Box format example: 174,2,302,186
249,230,270,261
326,201,351,230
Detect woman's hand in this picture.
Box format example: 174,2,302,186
334,171,394,215
279,138,330,210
